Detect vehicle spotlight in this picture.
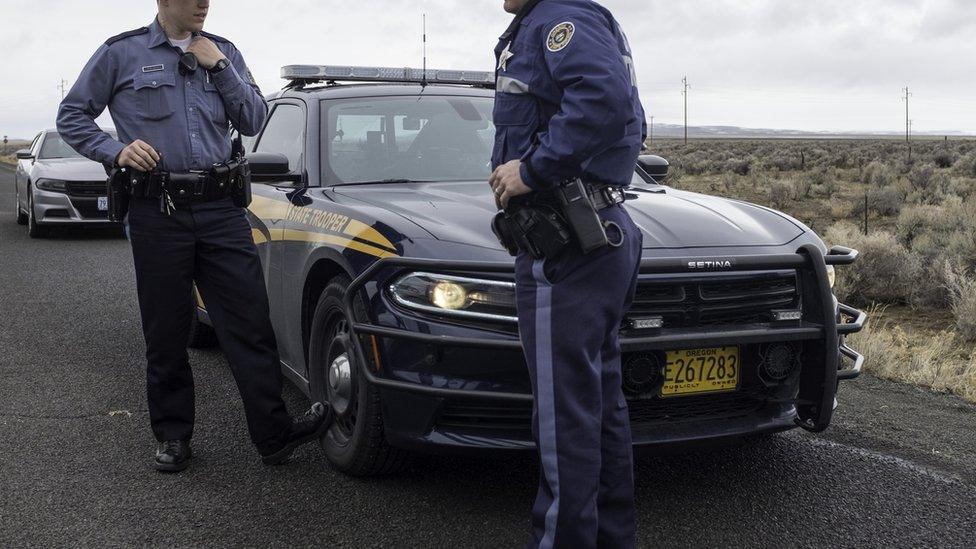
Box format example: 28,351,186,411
826,265,836,289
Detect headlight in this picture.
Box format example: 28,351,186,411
431,281,468,310
35,178,68,192
389,272,517,323
826,265,836,289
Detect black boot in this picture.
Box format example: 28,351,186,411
261,402,332,465
154,440,192,472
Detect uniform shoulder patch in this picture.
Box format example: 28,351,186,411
199,30,231,45
546,22,576,52
105,27,149,46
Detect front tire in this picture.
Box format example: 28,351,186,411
27,189,49,238
307,276,409,476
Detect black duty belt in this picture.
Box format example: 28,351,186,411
532,182,626,211
586,183,626,210
130,167,236,205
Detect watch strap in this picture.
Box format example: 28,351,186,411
208,58,230,74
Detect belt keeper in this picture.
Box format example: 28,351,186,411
193,173,206,196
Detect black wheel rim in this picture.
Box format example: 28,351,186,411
324,308,358,445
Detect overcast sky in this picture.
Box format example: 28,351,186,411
1,0,974,139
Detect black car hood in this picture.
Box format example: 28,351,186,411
333,182,804,250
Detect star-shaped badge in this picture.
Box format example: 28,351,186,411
498,41,514,71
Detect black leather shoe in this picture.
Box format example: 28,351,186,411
261,402,332,465
154,440,192,472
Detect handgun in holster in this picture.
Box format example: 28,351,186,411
228,134,252,208
492,201,573,260
106,166,132,223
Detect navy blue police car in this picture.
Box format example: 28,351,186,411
188,65,866,476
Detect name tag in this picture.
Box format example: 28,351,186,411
142,64,165,73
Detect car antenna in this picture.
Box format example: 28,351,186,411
421,13,428,88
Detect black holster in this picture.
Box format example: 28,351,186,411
491,179,617,259
106,167,132,223
228,135,252,208
492,203,572,260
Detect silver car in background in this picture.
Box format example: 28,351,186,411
14,129,118,238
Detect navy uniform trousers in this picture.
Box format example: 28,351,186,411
516,204,643,549
125,196,291,453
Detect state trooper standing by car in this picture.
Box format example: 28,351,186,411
489,0,646,546
56,0,330,472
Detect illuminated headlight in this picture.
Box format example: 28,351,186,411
35,178,68,192
826,265,836,288
431,281,467,310
389,272,517,323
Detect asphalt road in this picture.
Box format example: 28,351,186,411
2,163,975,548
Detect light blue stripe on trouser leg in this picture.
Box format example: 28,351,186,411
532,259,559,549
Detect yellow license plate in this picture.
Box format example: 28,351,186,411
662,346,740,397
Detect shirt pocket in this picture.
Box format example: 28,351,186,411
492,92,539,167
203,79,229,128
134,73,176,121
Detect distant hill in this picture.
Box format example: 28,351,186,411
648,122,973,139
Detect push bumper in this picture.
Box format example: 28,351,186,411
343,244,866,448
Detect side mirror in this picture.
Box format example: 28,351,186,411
247,152,301,184
637,154,669,183
16,149,34,160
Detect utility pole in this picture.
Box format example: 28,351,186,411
648,115,654,147
902,86,911,144
58,79,68,99
682,76,690,145
908,119,914,161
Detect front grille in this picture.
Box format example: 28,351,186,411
70,198,109,219
628,272,799,328
437,387,769,432
65,181,106,197
438,402,531,431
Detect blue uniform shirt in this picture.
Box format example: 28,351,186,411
57,18,267,172
492,0,646,189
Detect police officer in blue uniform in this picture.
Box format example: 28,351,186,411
57,0,329,472
489,0,646,546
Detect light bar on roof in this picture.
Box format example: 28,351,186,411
280,65,494,86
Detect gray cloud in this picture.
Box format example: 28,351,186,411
0,0,972,138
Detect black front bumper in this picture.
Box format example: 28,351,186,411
344,244,865,452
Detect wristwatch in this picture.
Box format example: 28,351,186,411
208,58,230,74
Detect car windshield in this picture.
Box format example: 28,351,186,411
322,95,495,185
38,131,116,160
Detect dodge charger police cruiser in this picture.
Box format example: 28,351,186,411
189,65,866,476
